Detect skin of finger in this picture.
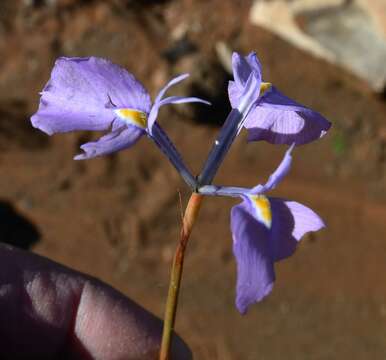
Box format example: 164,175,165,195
0,244,192,360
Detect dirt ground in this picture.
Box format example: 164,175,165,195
1,0,386,359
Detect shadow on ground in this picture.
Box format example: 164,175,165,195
0,201,40,249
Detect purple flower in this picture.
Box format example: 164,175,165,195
228,52,331,145
31,57,209,188
31,56,326,315
197,52,331,186
199,145,325,313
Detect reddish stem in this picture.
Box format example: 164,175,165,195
159,193,204,360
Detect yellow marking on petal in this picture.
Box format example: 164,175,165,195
114,108,147,129
249,194,272,228
260,82,272,97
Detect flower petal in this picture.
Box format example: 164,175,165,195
147,74,210,133
228,52,331,145
31,57,151,135
147,95,210,135
228,80,242,109
282,200,325,241
153,74,189,105
232,52,262,88
231,195,325,313
231,201,275,314
74,124,144,160
158,96,210,107
199,143,294,197
228,80,240,108
245,87,331,145
67,57,151,111
268,198,325,261
251,143,294,194
236,73,261,117
228,78,272,112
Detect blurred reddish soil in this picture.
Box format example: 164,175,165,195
0,1,385,359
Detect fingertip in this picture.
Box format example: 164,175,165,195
0,244,192,359
71,279,192,359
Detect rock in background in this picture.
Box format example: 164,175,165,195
250,0,386,92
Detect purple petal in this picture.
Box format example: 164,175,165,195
31,57,151,135
64,57,151,111
148,95,210,135
150,94,210,131
259,86,315,111
268,198,325,261
245,87,331,145
228,77,266,114
232,52,262,88
148,76,210,133
153,73,189,105
74,124,144,160
200,143,294,197
236,73,261,117
148,73,206,132
158,96,210,107
231,201,275,314
228,81,239,108
251,144,294,194
228,52,331,146
283,200,325,241
230,195,325,313
245,52,262,76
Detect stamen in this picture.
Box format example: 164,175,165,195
260,82,272,97
114,108,147,129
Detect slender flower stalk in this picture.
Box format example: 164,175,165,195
160,193,204,360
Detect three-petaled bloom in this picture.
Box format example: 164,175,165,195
198,145,324,313
197,52,331,186
31,57,209,188
228,52,331,146
31,52,330,315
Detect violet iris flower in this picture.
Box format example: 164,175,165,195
31,57,209,189
199,145,324,314
31,54,328,315
228,52,331,146
198,51,331,186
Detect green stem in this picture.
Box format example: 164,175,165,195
159,193,204,360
